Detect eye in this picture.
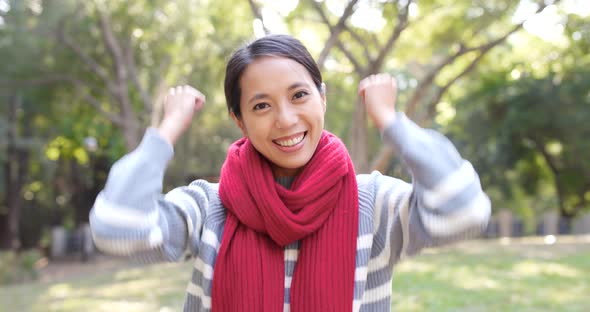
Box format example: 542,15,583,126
253,103,270,110
292,90,309,100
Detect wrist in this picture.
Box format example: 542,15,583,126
377,111,397,131
157,120,182,145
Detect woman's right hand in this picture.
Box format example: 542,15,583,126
358,74,397,131
158,85,206,145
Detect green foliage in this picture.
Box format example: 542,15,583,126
1,0,256,238
448,65,590,217
441,9,590,219
1,0,590,247
0,249,43,285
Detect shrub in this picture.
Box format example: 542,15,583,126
0,249,43,285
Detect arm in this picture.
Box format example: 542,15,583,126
381,113,490,257
89,86,208,262
359,74,491,258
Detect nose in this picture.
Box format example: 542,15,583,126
275,104,298,129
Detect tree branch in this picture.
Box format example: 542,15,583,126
96,7,127,86
405,0,556,119
0,74,72,88
57,16,111,87
424,50,489,122
369,145,394,173
343,24,371,61
248,0,271,35
370,0,561,172
95,4,138,137
150,56,171,127
75,86,125,126
529,135,567,214
123,39,152,113
64,76,125,125
312,0,359,69
0,73,124,125
335,40,364,74
373,0,413,69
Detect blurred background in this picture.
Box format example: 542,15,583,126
0,0,589,311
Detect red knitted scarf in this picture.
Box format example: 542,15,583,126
213,130,358,311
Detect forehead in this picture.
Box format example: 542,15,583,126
239,56,313,93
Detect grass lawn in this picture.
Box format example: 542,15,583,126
1,236,589,311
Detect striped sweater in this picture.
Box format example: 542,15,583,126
90,112,491,311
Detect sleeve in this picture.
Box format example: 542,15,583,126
89,128,208,263
375,112,491,259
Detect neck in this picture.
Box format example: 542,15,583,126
270,163,304,178
275,176,296,189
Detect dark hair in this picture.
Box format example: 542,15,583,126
224,34,323,118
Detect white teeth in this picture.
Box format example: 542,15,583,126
275,133,305,147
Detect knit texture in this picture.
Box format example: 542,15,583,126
214,130,358,311
89,113,492,312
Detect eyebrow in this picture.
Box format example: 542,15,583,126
247,82,310,104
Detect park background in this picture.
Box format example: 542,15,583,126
0,0,589,311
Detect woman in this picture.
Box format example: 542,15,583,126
90,34,490,312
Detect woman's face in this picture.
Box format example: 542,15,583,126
232,56,326,177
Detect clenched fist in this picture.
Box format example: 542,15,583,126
358,74,397,131
158,85,205,145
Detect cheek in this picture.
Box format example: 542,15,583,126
313,105,326,124
242,118,268,139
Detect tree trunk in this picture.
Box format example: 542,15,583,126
122,120,140,151
1,94,27,251
350,98,369,172
71,156,108,227
350,61,385,173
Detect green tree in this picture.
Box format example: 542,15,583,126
0,0,54,249
0,0,253,249
447,32,590,223
254,0,562,172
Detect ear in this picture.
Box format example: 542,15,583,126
230,112,248,137
320,82,327,113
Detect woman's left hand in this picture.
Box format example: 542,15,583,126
358,74,397,130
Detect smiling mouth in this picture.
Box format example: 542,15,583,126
273,131,307,147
